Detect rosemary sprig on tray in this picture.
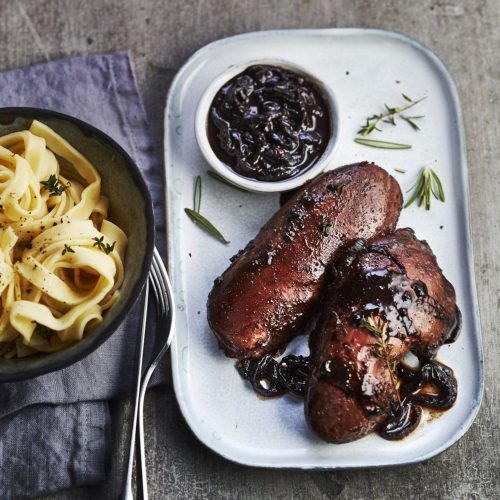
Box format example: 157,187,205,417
194,175,201,213
354,138,412,150
357,94,426,136
184,209,229,244
404,166,445,210
41,174,68,197
207,170,250,193
185,175,229,244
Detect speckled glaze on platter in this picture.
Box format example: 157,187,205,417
164,28,483,468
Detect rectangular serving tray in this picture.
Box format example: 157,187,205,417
164,28,483,468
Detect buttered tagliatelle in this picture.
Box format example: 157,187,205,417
0,120,127,358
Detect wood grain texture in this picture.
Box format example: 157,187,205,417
0,0,498,498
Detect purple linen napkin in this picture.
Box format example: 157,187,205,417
0,51,164,498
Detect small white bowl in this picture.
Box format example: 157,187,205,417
195,59,341,193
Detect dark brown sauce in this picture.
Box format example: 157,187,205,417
208,65,331,182
334,241,452,350
335,242,423,338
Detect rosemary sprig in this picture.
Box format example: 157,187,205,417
32,321,55,344
357,95,426,136
354,138,411,150
62,244,75,255
404,166,445,210
360,314,400,395
92,236,116,254
194,176,201,213
360,315,395,372
184,208,229,244
401,115,425,131
207,170,250,193
41,174,68,197
185,176,229,244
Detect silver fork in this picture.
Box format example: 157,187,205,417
119,247,175,500
137,247,175,499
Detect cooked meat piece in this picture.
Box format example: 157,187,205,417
306,228,460,443
207,162,403,358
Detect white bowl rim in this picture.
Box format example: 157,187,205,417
194,58,341,193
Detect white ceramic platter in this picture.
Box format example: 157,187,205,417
164,28,483,468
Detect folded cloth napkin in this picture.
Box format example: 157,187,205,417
0,51,164,498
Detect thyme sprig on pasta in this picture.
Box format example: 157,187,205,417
41,174,68,197
62,244,75,255
32,321,56,344
92,236,116,254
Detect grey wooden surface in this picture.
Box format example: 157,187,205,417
1,0,499,499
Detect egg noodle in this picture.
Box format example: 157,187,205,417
0,120,127,358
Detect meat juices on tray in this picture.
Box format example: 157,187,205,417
207,162,403,359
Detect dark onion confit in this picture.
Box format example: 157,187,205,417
238,353,457,440
377,400,422,440
378,359,457,440
398,360,458,410
207,65,331,181
237,354,310,397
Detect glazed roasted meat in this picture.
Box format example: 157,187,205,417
207,162,403,358
306,228,460,443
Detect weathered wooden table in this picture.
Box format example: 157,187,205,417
1,1,498,498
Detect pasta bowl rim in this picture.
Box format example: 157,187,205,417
0,107,155,382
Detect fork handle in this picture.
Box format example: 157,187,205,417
136,250,175,500
118,281,150,500
137,375,149,499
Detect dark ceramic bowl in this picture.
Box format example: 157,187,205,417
0,108,154,382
